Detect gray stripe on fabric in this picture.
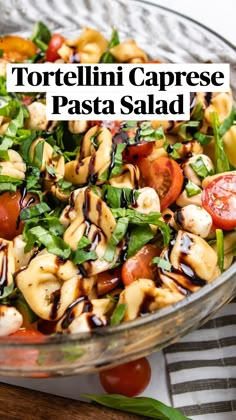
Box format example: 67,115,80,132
172,378,236,394
199,316,236,330
165,336,236,352
177,400,236,416
167,357,236,372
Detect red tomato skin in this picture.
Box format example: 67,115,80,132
45,34,65,62
97,267,122,296
122,245,161,287
122,141,154,163
202,174,236,230
99,357,151,397
138,156,184,210
10,329,44,340
0,190,39,240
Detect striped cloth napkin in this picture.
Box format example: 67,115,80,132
164,302,236,420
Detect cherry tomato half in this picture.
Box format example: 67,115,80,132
202,174,236,230
0,190,39,240
45,34,65,62
138,156,184,210
123,141,154,163
122,244,161,287
97,267,121,296
99,357,151,397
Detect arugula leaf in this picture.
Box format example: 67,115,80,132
127,225,154,258
102,185,139,208
211,112,230,173
103,217,129,262
81,394,191,420
190,156,214,179
100,28,120,63
100,143,126,181
152,257,172,272
110,304,127,326
185,180,202,197
20,202,50,221
216,229,224,273
31,21,52,52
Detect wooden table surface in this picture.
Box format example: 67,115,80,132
0,382,146,419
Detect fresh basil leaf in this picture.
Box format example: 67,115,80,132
218,107,235,137
193,132,212,146
72,248,97,265
25,225,71,258
0,76,7,96
102,185,138,208
211,112,230,173
20,130,37,163
100,143,126,181
31,21,51,51
15,293,38,324
103,217,129,262
127,225,154,258
57,178,74,193
110,304,127,326
191,101,204,121
185,180,202,197
0,282,14,299
216,229,224,273
81,394,191,420
100,28,120,63
77,236,91,249
25,166,41,192
20,202,50,221
190,156,214,179
178,120,200,140
168,143,182,160
0,50,3,59
31,139,44,169
90,130,102,150
0,182,18,193
140,122,165,142
152,257,172,271
0,174,23,184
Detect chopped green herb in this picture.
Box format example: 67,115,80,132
190,156,214,179
152,257,172,272
185,179,202,197
193,132,212,146
100,28,120,63
110,304,127,326
211,112,231,174
100,143,126,181
127,225,154,258
191,101,204,121
103,217,129,262
31,21,51,52
20,202,50,221
168,143,182,160
0,282,14,300
31,140,44,169
216,229,224,273
102,185,139,208
178,120,200,140
140,122,165,142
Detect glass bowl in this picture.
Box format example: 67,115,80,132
0,0,236,377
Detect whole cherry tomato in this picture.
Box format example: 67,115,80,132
99,357,151,397
122,244,161,287
45,34,65,62
202,174,236,230
138,156,184,210
0,190,39,240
